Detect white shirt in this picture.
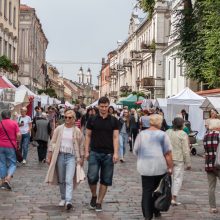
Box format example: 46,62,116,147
60,127,74,155
18,115,32,134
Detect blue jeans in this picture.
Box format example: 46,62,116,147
0,147,17,179
20,133,30,160
119,133,128,158
87,151,114,186
56,153,76,203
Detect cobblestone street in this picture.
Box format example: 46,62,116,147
0,144,220,220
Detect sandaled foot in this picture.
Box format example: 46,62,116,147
210,208,218,213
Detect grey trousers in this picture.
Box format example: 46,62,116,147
207,170,220,208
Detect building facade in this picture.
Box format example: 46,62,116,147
0,0,20,83
18,4,48,93
101,1,170,100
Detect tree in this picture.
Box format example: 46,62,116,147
138,0,155,18
38,88,57,98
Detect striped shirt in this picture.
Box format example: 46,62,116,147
203,131,220,172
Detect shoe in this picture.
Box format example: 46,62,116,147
58,200,65,207
171,199,181,206
154,212,161,218
95,203,102,212
0,180,12,191
129,149,132,152
120,158,124,163
210,208,218,213
90,196,97,209
66,202,73,210
22,160,26,164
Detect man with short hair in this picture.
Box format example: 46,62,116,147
85,96,119,212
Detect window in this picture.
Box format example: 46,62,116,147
4,40,7,56
168,61,171,80
4,0,7,19
13,7,16,28
173,58,176,78
8,44,11,60
8,1,11,24
0,37,2,56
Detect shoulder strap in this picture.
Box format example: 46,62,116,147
0,121,16,149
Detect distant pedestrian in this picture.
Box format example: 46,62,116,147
18,107,32,164
129,108,139,152
85,96,119,212
45,109,84,210
133,114,173,220
203,119,220,214
34,112,51,163
0,110,21,190
181,109,189,121
166,117,191,206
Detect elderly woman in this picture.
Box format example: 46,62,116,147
203,119,220,214
0,110,21,190
134,114,173,220
45,109,84,210
166,117,191,206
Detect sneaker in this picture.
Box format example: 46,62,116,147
66,202,73,210
22,160,26,164
0,180,12,191
58,200,65,207
95,203,102,212
171,199,181,206
90,196,97,209
154,212,161,218
120,158,124,163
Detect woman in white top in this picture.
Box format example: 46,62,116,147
46,109,84,210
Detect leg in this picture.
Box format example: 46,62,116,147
5,148,17,182
99,153,114,204
42,141,48,162
65,154,75,204
56,153,66,200
207,172,217,208
0,148,7,181
172,162,184,201
22,133,30,160
119,134,124,159
37,141,43,162
123,133,128,157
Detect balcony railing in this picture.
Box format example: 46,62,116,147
120,85,132,92
141,77,155,87
130,50,142,62
123,58,132,68
110,91,118,97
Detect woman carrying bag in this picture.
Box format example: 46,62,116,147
45,109,84,210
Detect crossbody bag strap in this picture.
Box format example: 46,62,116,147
0,121,16,149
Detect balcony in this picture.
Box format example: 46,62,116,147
116,64,125,72
110,91,118,97
123,58,132,68
130,50,142,62
120,85,132,92
141,77,155,88
141,41,156,54
109,67,117,77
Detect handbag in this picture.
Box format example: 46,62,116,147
0,121,23,163
214,143,220,169
153,173,172,212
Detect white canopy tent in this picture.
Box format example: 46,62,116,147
65,101,74,108
17,85,38,97
200,97,220,113
154,98,168,121
167,87,205,139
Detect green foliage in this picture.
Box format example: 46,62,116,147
120,92,132,97
38,88,57,98
132,91,145,97
138,0,155,18
0,55,18,72
176,0,220,88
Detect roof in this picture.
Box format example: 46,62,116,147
20,4,34,11
196,89,220,96
0,76,14,89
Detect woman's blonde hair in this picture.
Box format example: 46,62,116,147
208,119,220,130
64,109,76,119
149,114,163,129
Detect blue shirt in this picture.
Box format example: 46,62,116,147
133,129,172,176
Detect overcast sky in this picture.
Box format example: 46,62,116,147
20,0,139,85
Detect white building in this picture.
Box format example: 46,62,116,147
108,0,170,100
0,0,20,84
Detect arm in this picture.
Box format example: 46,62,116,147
133,133,140,156
113,129,119,163
84,129,92,160
28,122,32,134
164,151,173,174
182,134,191,169
47,127,59,164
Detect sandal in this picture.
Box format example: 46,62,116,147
210,208,218,213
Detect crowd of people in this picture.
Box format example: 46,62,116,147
0,96,219,220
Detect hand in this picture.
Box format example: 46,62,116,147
46,152,52,165
128,137,131,141
85,151,90,161
167,168,173,175
113,153,119,163
186,166,191,170
78,158,84,166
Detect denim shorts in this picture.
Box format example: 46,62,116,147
87,151,114,186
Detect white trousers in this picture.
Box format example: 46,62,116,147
172,161,185,196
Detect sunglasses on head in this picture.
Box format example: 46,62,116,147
65,116,73,119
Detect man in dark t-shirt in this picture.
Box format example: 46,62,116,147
85,97,119,212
